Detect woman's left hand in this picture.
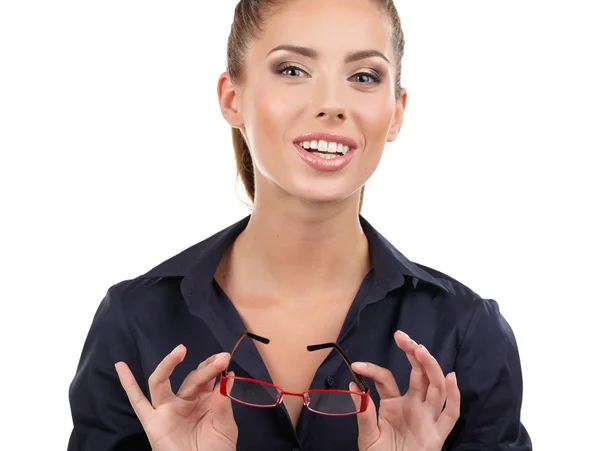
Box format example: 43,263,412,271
350,331,460,451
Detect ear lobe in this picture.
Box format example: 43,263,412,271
217,71,244,128
386,124,402,142
386,127,400,143
386,110,404,142
387,88,408,143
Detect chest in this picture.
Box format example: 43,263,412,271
233,302,352,427
236,301,349,383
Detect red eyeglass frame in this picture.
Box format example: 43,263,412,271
219,331,370,416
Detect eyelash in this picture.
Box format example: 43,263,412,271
277,64,381,84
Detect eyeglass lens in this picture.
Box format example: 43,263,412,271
225,376,363,415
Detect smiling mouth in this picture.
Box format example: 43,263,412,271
295,140,353,156
292,141,357,171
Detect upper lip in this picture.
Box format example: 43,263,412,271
293,132,358,149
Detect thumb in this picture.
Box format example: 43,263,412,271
211,372,238,442
351,382,380,451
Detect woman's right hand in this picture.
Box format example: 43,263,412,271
115,345,238,451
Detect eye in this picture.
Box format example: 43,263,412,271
276,64,381,84
351,72,381,84
277,64,309,78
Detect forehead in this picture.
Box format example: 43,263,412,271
251,0,393,60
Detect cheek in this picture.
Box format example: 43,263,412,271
352,101,395,176
243,81,300,180
359,102,396,146
246,82,292,150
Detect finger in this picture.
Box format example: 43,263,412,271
225,371,235,394
115,361,153,426
394,331,429,401
437,372,461,437
177,352,230,401
148,344,186,407
393,330,419,355
351,361,401,399
415,345,447,417
394,331,421,373
211,371,238,445
351,382,380,451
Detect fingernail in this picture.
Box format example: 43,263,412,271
170,344,182,355
398,330,409,339
213,352,228,364
352,362,367,368
420,344,430,355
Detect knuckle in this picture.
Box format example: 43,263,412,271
148,372,159,387
193,366,211,383
380,368,396,384
198,354,215,368
429,384,442,394
131,391,145,404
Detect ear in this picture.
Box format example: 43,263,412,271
386,87,408,143
217,71,244,129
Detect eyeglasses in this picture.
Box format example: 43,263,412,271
219,331,370,416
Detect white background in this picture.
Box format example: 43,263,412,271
1,0,598,449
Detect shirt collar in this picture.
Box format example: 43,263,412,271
141,214,451,296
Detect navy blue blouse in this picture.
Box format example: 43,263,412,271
67,215,532,450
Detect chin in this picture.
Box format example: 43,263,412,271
287,182,361,206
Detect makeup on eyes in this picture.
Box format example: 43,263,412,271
271,61,383,84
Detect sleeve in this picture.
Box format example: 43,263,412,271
445,298,532,451
67,284,151,451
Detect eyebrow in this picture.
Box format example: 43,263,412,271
267,44,390,65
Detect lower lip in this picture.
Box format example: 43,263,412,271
293,144,357,172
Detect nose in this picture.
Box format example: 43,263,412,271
317,107,346,122
313,78,347,122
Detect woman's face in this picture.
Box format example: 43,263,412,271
221,0,407,205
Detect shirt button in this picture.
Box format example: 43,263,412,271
325,375,335,386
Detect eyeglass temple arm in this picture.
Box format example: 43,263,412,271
306,342,369,392
222,331,270,377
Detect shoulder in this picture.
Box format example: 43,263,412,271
408,262,508,337
97,218,243,316
95,271,185,329
412,261,494,309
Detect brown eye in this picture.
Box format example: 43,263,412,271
351,72,380,84
277,64,308,78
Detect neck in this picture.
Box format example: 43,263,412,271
225,187,371,306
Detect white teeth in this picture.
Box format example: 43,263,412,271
312,152,338,160
298,139,352,155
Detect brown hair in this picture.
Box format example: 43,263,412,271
226,0,405,212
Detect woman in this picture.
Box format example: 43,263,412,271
67,0,532,450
